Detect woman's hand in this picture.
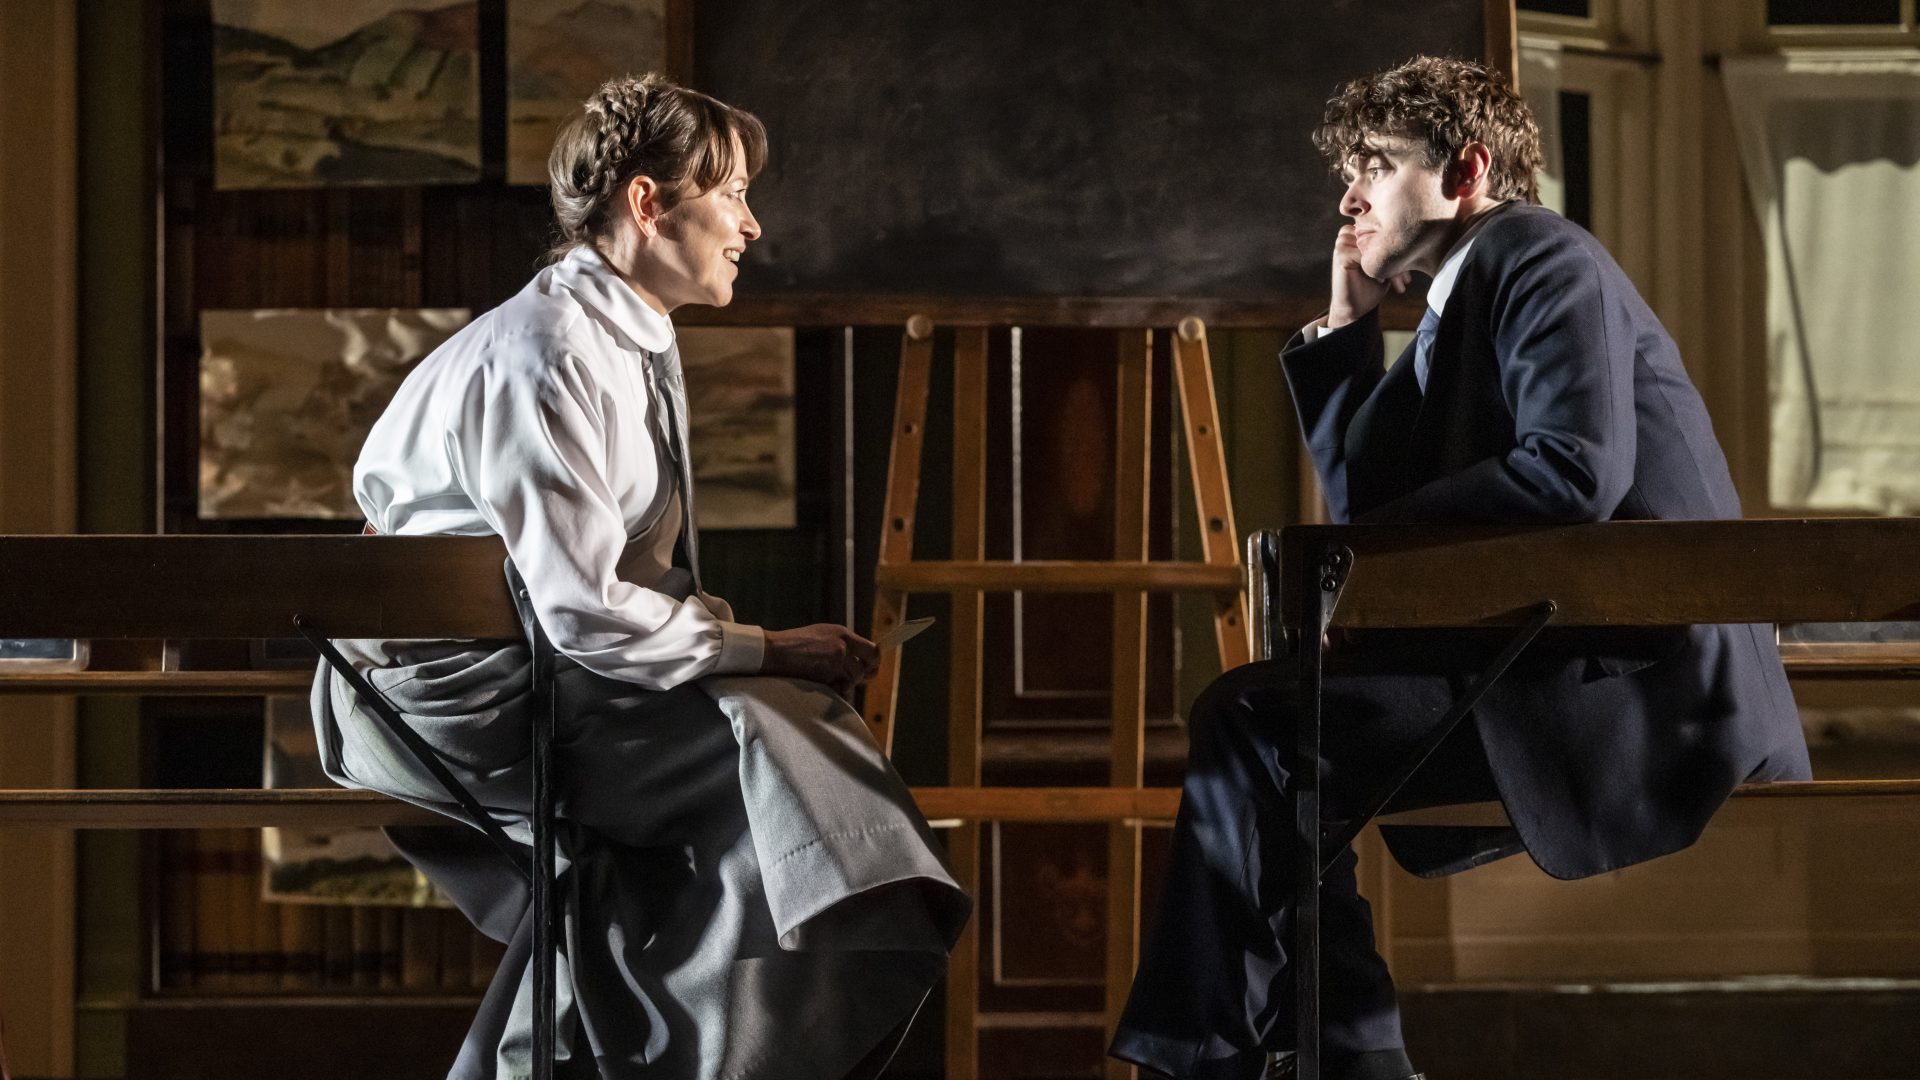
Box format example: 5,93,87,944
762,624,880,694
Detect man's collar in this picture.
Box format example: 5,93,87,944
1426,201,1510,317
1426,236,1477,317
548,244,675,354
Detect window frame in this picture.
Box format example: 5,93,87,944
1746,0,1920,49
1517,0,1657,52
1514,33,1659,292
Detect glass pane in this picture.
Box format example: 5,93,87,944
0,638,89,671
1559,91,1591,230
1767,0,1901,25
1519,0,1592,16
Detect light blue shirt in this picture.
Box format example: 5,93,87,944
1413,235,1476,392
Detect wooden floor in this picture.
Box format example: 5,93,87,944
97,978,1920,1079
1401,977,1920,1080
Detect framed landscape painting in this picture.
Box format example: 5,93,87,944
199,308,469,520
211,0,482,188
506,0,670,185
677,326,797,530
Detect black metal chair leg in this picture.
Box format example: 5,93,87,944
1261,529,1550,1080
305,557,564,1078
501,559,561,1080
1318,600,1556,875
1292,542,1346,1080
295,616,529,886
528,606,558,1080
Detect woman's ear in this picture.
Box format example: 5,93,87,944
625,175,662,239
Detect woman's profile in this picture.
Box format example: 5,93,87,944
312,73,969,1080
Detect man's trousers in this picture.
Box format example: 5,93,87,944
1109,654,1515,1080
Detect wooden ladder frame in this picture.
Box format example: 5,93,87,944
860,315,1251,1080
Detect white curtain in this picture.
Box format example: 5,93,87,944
1722,55,1920,514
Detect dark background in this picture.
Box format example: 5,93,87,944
698,0,1484,300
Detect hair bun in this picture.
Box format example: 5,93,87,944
544,73,766,262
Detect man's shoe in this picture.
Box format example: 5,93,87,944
1263,1053,1424,1080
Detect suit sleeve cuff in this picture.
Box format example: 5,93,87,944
1284,306,1380,362
715,622,766,675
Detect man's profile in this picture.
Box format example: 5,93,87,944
1108,55,1811,1080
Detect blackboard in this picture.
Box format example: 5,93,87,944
697,0,1493,307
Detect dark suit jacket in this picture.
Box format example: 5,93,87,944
1281,203,1811,879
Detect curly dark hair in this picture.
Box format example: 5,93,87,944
546,73,768,262
1313,55,1542,204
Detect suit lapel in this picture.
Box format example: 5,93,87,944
1345,339,1424,516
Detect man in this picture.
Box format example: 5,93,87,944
1110,56,1811,1080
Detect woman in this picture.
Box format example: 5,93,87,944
311,74,969,1080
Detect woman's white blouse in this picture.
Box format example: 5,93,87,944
353,245,765,689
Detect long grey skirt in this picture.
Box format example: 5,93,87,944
312,640,971,1080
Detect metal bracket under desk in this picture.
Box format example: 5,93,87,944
1263,530,1552,1080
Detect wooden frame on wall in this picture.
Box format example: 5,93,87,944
0,4,80,1074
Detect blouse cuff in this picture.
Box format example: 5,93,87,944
715,621,767,675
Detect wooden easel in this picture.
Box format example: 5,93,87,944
862,315,1250,1080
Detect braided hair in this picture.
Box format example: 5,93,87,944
546,73,767,262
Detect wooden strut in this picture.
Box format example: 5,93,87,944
1172,316,1252,671
0,643,1891,697
946,325,989,1080
1105,328,1152,1080
857,316,1249,1080
860,313,935,755
5,778,1920,830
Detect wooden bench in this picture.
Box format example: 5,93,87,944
1254,517,1920,1080
0,534,1192,1080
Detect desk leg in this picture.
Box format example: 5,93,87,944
1293,547,1327,1080
1292,544,1349,1080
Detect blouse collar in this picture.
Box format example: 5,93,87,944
549,244,675,354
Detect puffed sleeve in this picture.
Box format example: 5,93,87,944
451,344,764,689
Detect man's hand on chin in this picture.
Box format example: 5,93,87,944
1328,223,1408,330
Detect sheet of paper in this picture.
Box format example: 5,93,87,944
874,616,935,651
